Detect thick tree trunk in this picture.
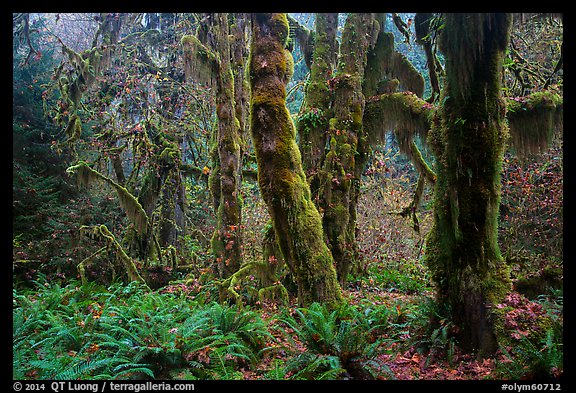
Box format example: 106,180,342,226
425,13,513,358
322,13,377,286
249,13,343,308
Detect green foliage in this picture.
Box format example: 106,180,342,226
278,302,389,379
13,279,271,380
495,328,563,379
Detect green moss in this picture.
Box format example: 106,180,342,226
181,34,219,85
506,91,563,157
424,13,513,357
363,92,435,153
65,114,82,144
79,224,149,288
249,13,343,308
67,162,149,235
364,28,424,98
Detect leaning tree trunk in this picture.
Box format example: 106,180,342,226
425,13,513,358
249,13,343,308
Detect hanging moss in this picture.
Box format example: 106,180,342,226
67,162,149,235
438,13,511,102
364,26,425,98
79,225,149,288
64,113,82,145
363,91,435,151
181,34,219,86
506,91,563,157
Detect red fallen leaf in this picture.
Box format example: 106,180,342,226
395,355,411,364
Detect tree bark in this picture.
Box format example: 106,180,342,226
322,13,377,286
425,13,513,358
297,13,338,204
249,13,343,308
210,13,244,278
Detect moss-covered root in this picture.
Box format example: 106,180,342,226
249,13,343,309
425,13,513,358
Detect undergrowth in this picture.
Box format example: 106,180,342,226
13,272,563,380
13,276,271,380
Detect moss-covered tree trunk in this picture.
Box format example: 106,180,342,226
322,13,377,286
425,13,513,358
249,13,343,308
183,13,245,278
297,13,338,203
210,13,244,278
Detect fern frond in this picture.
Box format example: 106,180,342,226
112,362,155,379
53,358,119,380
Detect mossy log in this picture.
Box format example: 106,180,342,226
249,13,343,308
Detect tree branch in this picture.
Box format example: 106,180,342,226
506,91,563,157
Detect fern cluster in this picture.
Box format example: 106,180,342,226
13,277,271,380
276,302,393,380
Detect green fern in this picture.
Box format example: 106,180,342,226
278,302,385,380
14,279,275,381
53,358,119,380
285,352,345,380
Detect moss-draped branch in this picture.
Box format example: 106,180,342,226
66,162,149,235
506,91,563,157
79,224,149,287
363,89,562,164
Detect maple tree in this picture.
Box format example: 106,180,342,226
13,12,562,380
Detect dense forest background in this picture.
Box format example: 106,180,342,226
13,13,563,381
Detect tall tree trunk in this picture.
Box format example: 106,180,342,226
297,13,338,204
322,13,377,286
425,13,512,358
249,13,343,308
210,13,244,278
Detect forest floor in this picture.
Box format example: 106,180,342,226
13,146,563,381
247,288,498,380
231,281,562,380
